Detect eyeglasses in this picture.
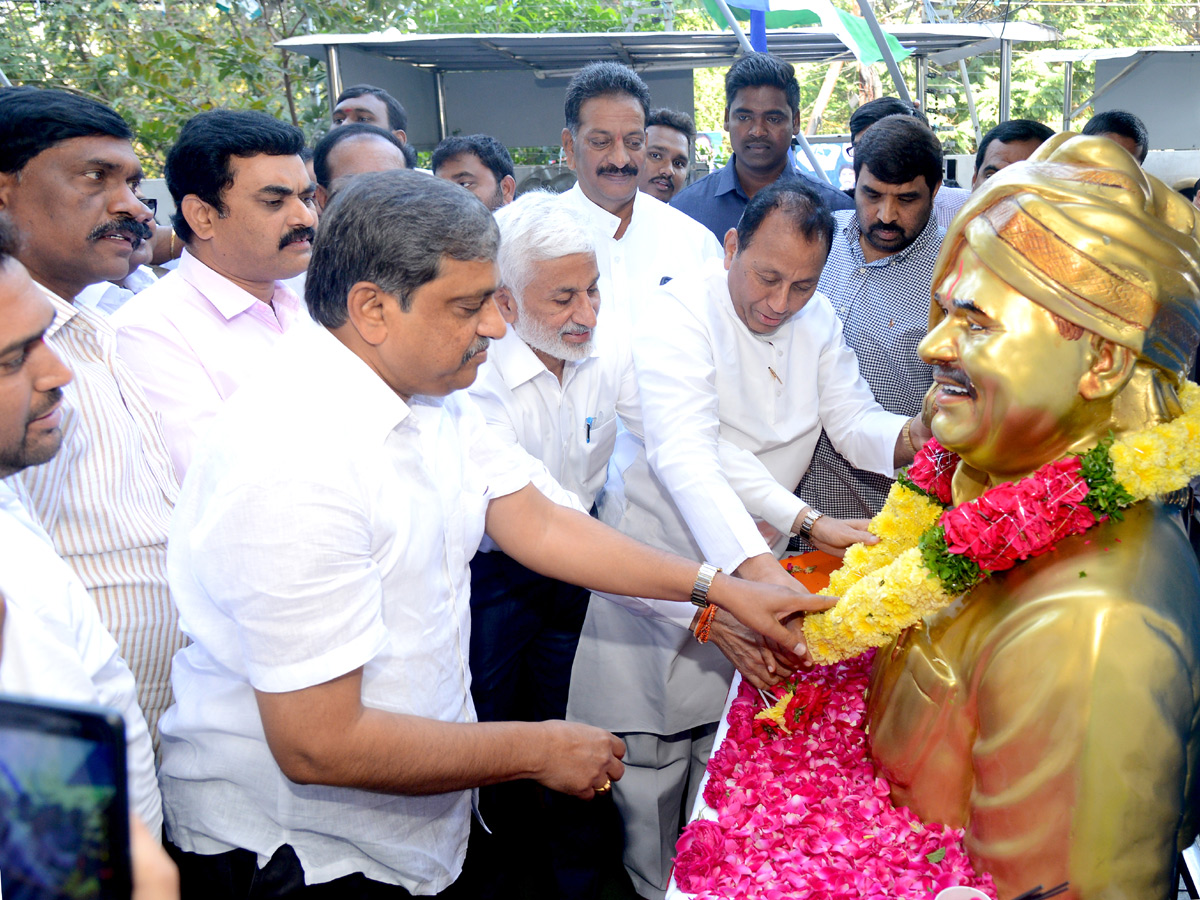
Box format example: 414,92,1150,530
137,196,158,216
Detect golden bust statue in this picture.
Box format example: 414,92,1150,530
866,134,1200,900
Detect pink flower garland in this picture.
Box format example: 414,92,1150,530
904,436,957,505
673,653,996,900
938,455,1097,573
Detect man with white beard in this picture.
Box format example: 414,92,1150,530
465,190,641,899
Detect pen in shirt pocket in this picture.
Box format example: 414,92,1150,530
585,416,594,443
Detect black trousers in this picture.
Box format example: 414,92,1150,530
167,837,483,900
468,550,626,900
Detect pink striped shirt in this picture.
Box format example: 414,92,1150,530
17,285,183,747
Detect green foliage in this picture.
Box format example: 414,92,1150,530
918,526,982,596
896,468,947,506
1078,437,1136,520
689,0,1197,155
0,0,1193,173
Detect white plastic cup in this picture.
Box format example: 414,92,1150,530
934,888,991,900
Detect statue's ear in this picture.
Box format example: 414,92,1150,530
1079,335,1136,401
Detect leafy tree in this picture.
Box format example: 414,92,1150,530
0,0,1193,170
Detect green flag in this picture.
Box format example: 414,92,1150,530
701,0,912,65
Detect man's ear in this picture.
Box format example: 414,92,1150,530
180,195,217,243
722,227,739,270
393,129,408,144
315,185,330,212
1079,335,1136,401
344,281,393,347
562,128,577,172
493,287,519,324
0,170,15,211
500,174,516,206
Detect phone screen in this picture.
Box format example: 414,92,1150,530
0,696,131,900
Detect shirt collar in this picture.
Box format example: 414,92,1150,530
714,157,746,199
487,327,598,390
300,326,412,443
716,156,806,200
839,208,941,266
566,182,650,240
36,283,84,340
177,248,304,321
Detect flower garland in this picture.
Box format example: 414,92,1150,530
673,653,997,899
803,381,1200,664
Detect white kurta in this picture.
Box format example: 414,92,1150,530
558,184,723,327
568,258,906,735
0,481,161,836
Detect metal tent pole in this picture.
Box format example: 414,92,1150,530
855,0,912,105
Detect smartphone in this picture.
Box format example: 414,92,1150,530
0,696,131,900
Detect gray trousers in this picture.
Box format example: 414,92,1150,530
612,723,719,900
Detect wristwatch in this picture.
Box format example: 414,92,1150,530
798,507,824,540
690,562,722,608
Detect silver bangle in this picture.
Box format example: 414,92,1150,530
690,562,721,608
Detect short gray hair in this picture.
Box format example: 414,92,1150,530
494,191,595,301
306,170,499,328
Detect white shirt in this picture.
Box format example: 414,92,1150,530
159,326,531,892
466,320,642,519
559,184,723,326
0,481,161,836
75,265,159,316
567,259,905,734
17,286,182,746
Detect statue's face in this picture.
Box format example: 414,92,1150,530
919,244,1098,481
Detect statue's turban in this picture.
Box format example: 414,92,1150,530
934,133,1200,382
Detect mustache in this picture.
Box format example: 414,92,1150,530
461,336,490,365
87,217,153,247
597,164,638,178
868,222,903,235
933,364,974,392
279,226,316,250
560,324,592,337
29,387,64,423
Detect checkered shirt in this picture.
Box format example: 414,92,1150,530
792,209,944,548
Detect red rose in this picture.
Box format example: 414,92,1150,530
673,819,729,890
905,438,958,504
941,456,1095,572
785,682,832,732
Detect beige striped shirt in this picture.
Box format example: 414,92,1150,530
18,285,183,746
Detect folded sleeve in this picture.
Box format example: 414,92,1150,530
189,478,390,694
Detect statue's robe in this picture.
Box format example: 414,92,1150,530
868,502,1200,899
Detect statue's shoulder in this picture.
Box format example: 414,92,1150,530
950,501,1200,676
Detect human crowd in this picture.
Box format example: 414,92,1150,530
0,48,1176,900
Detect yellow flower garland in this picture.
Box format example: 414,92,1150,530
826,481,944,598
804,381,1200,665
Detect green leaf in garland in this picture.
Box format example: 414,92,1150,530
1078,436,1135,520
918,527,983,595
926,847,947,864
896,468,946,505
